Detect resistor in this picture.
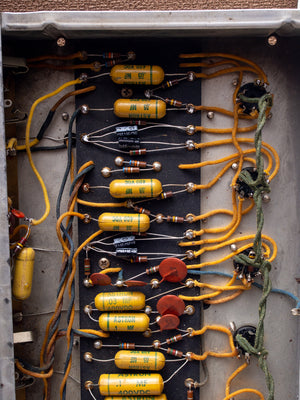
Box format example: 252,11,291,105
166,348,183,358
123,167,140,174
113,235,136,248
160,191,173,200
119,343,135,350
104,59,119,67
118,138,140,150
116,248,138,257
131,256,148,263
103,52,121,59
133,206,151,215
146,265,160,275
166,334,183,345
160,79,180,89
84,257,91,276
187,390,194,400
165,98,183,108
130,149,147,156
166,216,184,223
129,120,147,126
129,160,147,168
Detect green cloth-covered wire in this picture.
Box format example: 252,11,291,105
233,92,275,400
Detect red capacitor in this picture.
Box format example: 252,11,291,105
11,209,25,219
159,257,187,282
89,273,111,286
157,314,180,331
157,295,185,317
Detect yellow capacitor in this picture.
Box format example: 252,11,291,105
12,247,35,300
104,395,167,400
99,313,149,332
98,213,150,233
109,179,162,199
95,292,145,312
110,65,165,85
99,373,164,396
115,351,165,371
114,99,166,119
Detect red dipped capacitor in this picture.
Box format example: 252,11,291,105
157,295,185,317
159,257,187,282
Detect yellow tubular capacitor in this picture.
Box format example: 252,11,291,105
12,247,35,300
104,396,167,400
110,65,165,85
109,179,163,199
95,292,145,312
99,313,150,332
115,351,165,371
98,213,150,233
114,99,166,119
99,373,164,396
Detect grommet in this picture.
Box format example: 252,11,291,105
185,279,195,288
185,213,195,223
143,328,152,338
89,273,111,286
185,140,195,151
84,305,92,314
185,250,195,260
80,104,89,114
83,214,91,224
114,156,124,167
94,340,103,350
186,327,194,337
82,183,90,193
185,352,193,361
150,279,160,289
187,72,196,81
184,305,195,316
184,229,194,240
152,161,162,172
157,295,186,316
83,278,92,288
186,182,196,193
155,214,164,224
101,167,111,178
84,352,93,362
186,125,195,135
98,258,110,269
152,340,161,349
186,104,195,114
159,257,187,283
144,305,152,315
84,381,93,390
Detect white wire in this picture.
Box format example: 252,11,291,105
54,371,81,385
88,388,98,400
163,359,189,384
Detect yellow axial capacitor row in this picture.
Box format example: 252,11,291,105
99,313,149,332
115,350,165,371
109,179,163,199
95,291,145,312
110,65,165,86
98,213,150,233
104,396,167,400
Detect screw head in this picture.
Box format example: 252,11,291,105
57,37,66,47
207,111,214,119
268,35,278,46
99,258,110,269
262,193,271,203
61,112,69,121
230,243,237,252
121,87,133,98
231,162,239,170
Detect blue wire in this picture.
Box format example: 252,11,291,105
188,270,300,308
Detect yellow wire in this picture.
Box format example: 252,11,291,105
77,198,128,208
25,78,82,226
223,389,264,400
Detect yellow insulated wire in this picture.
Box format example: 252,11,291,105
25,78,82,226
224,362,265,400
76,198,128,208
189,325,238,359
178,52,268,84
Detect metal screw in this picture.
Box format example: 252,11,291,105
262,193,271,203
57,37,66,47
231,162,239,170
99,258,110,269
268,35,278,46
230,243,237,252
61,112,69,121
207,111,214,120
121,87,133,98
